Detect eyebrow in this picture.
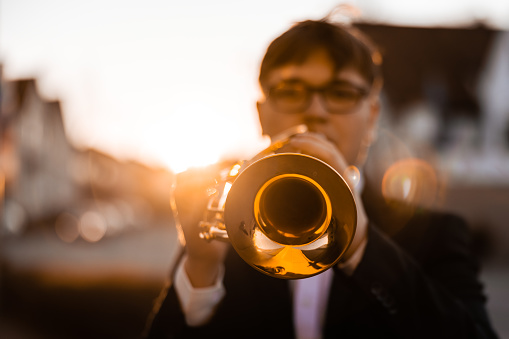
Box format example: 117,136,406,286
272,78,370,91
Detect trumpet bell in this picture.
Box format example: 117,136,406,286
224,153,356,279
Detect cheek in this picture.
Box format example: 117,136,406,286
331,116,369,163
261,108,302,137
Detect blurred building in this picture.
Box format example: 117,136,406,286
1,78,77,233
478,30,509,158
356,24,509,263
0,69,174,241
355,22,499,153
0,67,177,338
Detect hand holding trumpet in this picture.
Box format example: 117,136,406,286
280,131,369,268
172,165,229,287
173,125,368,282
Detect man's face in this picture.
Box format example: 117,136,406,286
257,49,379,166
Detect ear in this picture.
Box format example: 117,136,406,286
257,100,269,136
365,96,380,146
367,78,383,142
355,99,380,168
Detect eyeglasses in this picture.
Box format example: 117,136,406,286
267,80,370,114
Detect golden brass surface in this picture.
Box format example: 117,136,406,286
193,125,357,279
224,153,356,279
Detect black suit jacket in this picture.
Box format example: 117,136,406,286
145,191,498,339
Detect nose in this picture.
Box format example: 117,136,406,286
303,92,328,123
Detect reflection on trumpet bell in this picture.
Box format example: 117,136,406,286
195,124,357,279
224,153,357,279
255,173,331,246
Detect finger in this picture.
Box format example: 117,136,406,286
288,135,348,171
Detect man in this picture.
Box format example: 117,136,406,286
145,19,498,339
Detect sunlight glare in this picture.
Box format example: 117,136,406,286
146,101,240,173
218,182,233,210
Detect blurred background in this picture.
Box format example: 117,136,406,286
1,0,508,338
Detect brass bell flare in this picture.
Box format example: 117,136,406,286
224,153,356,279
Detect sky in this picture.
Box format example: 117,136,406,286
1,0,508,172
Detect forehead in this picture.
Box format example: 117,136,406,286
263,50,370,89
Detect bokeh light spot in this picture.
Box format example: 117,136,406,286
79,211,107,243
3,200,27,235
55,212,80,243
382,158,438,208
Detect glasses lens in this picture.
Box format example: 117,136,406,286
268,81,369,114
324,84,367,113
269,83,308,113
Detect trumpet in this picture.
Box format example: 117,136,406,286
176,125,357,279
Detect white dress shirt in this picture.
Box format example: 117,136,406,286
174,237,366,339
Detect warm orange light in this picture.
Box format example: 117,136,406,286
145,101,255,173
381,158,438,208
218,182,232,210
229,163,242,177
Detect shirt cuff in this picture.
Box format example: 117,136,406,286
174,255,226,326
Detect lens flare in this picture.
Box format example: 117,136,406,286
381,158,438,208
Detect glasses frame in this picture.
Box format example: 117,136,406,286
267,79,371,115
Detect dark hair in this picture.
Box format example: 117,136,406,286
259,20,382,88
